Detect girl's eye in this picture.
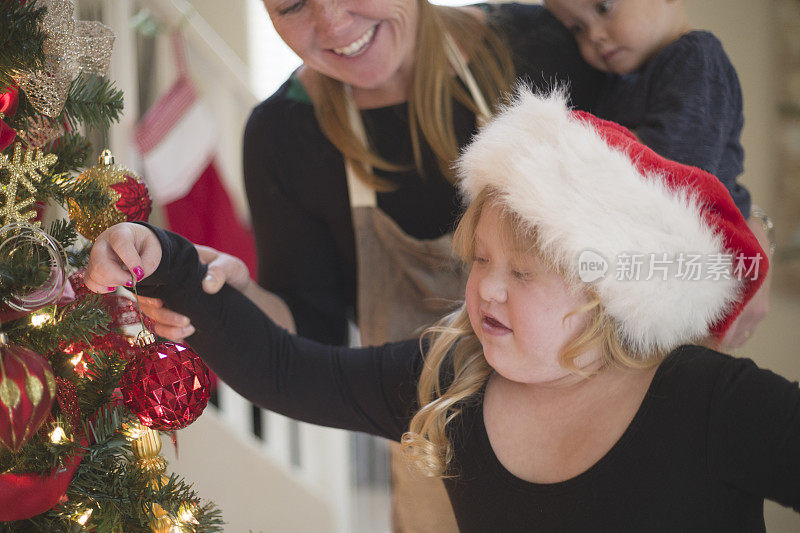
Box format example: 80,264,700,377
569,24,583,35
473,255,489,265
278,0,306,15
596,0,612,15
512,270,533,281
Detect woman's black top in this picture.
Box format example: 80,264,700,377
138,224,800,533
242,3,605,345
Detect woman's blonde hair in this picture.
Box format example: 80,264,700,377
307,1,515,190
401,188,666,477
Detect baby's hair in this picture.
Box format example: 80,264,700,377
401,187,664,477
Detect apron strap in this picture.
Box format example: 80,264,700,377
444,33,491,125
345,32,490,208
345,85,378,208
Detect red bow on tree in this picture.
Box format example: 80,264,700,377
0,86,19,152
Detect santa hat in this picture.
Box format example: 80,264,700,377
456,88,767,355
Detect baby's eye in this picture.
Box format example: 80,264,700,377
278,0,306,15
569,24,583,35
596,0,612,15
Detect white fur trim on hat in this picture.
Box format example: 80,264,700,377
456,88,742,355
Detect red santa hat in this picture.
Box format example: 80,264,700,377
456,87,767,355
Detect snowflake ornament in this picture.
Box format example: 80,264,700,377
0,143,57,225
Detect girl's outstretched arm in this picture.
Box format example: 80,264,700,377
89,222,422,442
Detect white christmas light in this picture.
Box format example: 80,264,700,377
30,312,51,327
76,508,92,525
69,351,84,367
50,426,66,444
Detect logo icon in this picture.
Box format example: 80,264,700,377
578,250,608,282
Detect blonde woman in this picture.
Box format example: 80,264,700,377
86,90,797,531
138,1,604,529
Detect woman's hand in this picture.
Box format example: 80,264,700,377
85,223,162,293
718,214,773,350
719,271,771,350
136,245,253,342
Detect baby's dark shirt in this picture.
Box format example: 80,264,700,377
594,31,751,219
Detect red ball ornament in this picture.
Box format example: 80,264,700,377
0,333,56,452
120,334,210,431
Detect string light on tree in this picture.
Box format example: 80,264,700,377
30,311,52,327
49,425,66,444
75,507,92,526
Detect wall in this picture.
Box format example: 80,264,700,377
685,2,800,530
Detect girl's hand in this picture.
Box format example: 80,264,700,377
84,223,162,294
134,245,252,342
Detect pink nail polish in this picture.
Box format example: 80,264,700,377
133,266,144,281
107,286,116,292
125,280,133,287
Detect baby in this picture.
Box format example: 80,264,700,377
545,0,751,219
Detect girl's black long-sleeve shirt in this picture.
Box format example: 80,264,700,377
137,224,800,532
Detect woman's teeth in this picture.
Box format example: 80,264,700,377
332,26,376,57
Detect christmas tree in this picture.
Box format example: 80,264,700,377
0,1,223,531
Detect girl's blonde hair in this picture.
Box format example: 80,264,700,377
401,188,666,477
307,1,515,190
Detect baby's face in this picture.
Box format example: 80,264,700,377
545,0,687,74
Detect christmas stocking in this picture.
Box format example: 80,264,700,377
134,31,257,279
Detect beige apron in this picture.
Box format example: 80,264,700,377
345,34,490,533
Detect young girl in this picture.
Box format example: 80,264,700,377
85,89,798,531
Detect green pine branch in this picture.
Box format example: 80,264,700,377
75,349,128,416
0,2,46,87
67,246,92,270
49,133,91,175
6,295,110,355
37,169,112,218
47,219,79,251
60,75,124,133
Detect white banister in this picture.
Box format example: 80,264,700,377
216,383,254,439
103,0,140,167
137,0,259,107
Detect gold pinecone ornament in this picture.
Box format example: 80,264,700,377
128,424,173,533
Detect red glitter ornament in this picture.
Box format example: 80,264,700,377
120,335,210,431
110,174,153,222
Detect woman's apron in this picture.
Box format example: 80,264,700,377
345,34,490,533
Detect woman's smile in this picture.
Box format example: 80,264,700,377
331,24,378,57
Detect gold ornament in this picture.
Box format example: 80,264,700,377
14,0,115,117
128,423,174,533
17,115,65,149
68,149,152,241
0,143,57,225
